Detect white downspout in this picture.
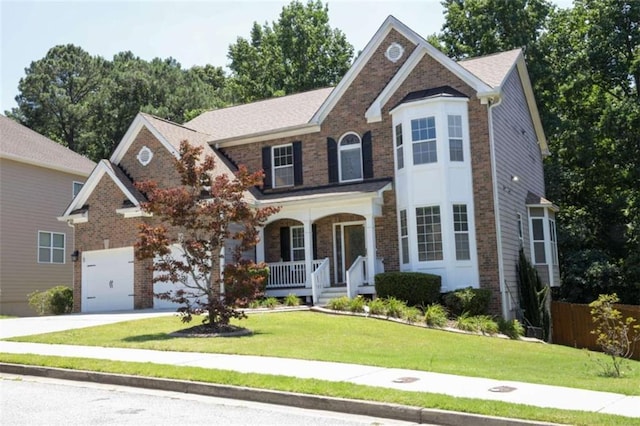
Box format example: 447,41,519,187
487,96,509,319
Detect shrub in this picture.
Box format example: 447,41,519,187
455,314,499,335
424,303,449,327
589,293,640,377
327,296,350,311
283,293,300,306
498,318,525,339
28,285,73,315
517,249,549,340
367,298,386,316
442,287,491,316
402,306,422,323
384,297,407,319
262,297,279,309
248,299,261,309
375,272,441,307
349,295,366,313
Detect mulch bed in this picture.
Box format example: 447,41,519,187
169,323,252,338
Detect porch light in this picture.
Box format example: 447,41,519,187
71,250,80,262
511,175,520,183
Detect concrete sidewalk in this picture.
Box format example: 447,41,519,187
0,311,638,421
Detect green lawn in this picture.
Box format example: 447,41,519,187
6,310,640,396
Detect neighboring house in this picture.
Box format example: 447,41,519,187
59,16,559,318
0,115,96,316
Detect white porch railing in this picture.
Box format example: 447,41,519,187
311,257,330,304
266,259,325,289
267,261,306,288
346,255,367,299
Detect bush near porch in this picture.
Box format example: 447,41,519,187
374,272,441,306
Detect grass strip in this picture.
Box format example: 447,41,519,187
7,311,640,395
0,352,634,426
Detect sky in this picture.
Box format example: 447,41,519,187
0,0,573,114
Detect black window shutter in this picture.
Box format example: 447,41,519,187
312,224,318,260
362,131,373,179
280,227,290,261
293,141,303,186
327,137,338,183
262,146,272,189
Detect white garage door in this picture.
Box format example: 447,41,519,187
153,244,207,310
82,247,134,313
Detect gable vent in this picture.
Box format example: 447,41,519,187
385,42,404,63
137,146,153,166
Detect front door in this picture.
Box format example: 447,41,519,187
334,222,366,284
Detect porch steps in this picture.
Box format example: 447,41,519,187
316,286,348,306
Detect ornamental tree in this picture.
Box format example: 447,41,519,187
135,141,278,330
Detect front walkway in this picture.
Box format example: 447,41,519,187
0,311,638,419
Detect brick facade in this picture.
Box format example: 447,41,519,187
67,19,546,317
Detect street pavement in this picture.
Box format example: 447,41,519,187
0,310,638,423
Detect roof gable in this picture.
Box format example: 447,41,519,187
317,15,494,125
59,160,143,221
0,115,95,175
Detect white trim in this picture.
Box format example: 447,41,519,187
110,113,179,164
72,181,84,197
488,97,509,319
332,220,366,284
515,57,549,156
59,160,141,221
213,124,320,148
37,230,66,264
338,131,363,183
271,143,295,189
115,207,152,218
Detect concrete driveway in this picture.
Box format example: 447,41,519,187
0,310,175,339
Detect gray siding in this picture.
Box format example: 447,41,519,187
492,69,547,318
0,158,87,316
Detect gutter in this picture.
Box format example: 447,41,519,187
486,95,509,319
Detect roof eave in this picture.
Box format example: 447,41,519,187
0,152,94,176
212,123,321,148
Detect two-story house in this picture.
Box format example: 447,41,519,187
1,115,96,316
59,16,559,318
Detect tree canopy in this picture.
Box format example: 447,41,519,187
135,141,279,329
7,45,227,161
227,0,353,102
437,0,640,304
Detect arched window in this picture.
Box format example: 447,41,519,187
338,132,362,182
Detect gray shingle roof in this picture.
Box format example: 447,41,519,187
185,87,334,142
140,113,212,152
0,114,95,175
457,49,522,89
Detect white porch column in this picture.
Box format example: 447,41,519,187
365,214,376,285
303,219,313,288
256,227,265,263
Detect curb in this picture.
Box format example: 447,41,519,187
0,363,557,426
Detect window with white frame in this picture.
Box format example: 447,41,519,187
411,117,437,165
395,124,404,170
339,133,363,182
416,206,442,261
531,217,546,264
549,218,558,265
400,209,409,264
38,231,65,264
517,213,524,248
291,226,305,261
453,204,470,260
73,181,84,197
272,144,294,187
448,115,464,162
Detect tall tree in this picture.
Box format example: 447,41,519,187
135,142,279,330
8,44,108,155
227,0,353,102
536,0,640,304
9,48,228,161
437,0,553,60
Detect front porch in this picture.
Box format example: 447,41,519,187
254,183,390,305
264,257,378,305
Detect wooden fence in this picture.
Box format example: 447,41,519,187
551,301,640,360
